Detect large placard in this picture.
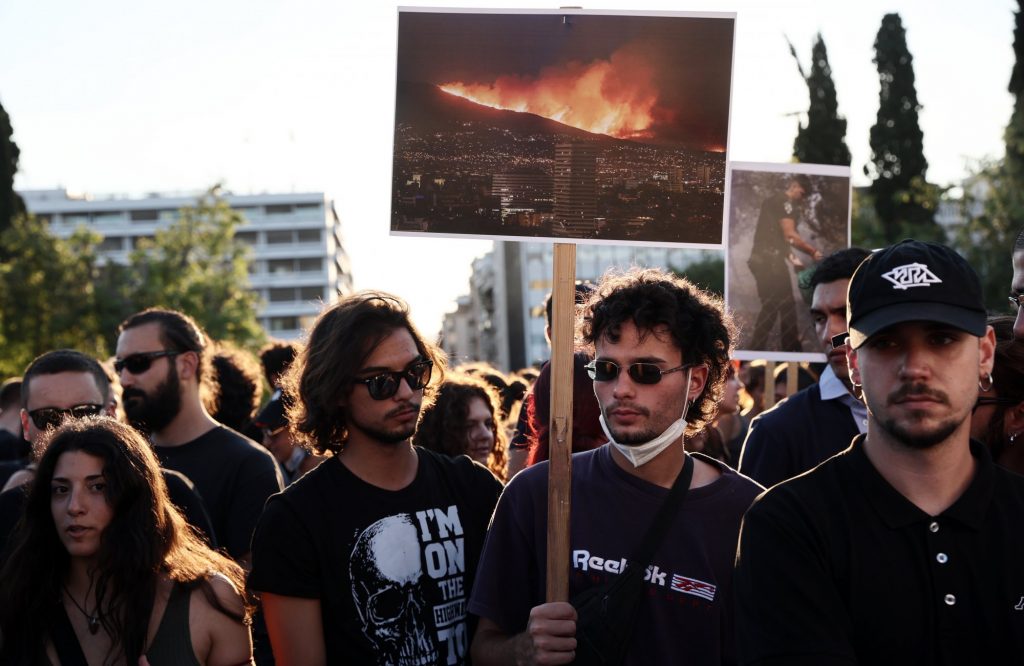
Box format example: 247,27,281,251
393,8,735,249
725,161,852,361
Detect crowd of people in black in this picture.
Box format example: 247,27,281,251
0,235,1023,664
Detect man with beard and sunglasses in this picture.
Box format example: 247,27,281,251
248,292,502,666
0,348,215,558
469,268,762,666
115,308,282,565
735,240,1024,664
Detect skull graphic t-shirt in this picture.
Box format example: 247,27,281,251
250,448,502,665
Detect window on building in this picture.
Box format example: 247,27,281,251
296,229,321,243
98,236,123,252
297,257,322,272
299,286,322,301
265,230,293,244
268,287,296,302
235,231,257,245
92,211,122,224
269,316,299,331
130,210,160,222
265,204,293,215
63,213,90,226
267,259,294,274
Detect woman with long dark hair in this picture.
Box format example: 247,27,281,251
414,372,509,481
0,416,253,665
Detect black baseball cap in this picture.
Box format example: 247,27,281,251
253,388,288,430
846,239,987,349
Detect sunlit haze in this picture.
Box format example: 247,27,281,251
0,0,1014,337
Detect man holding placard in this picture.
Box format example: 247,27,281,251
469,267,762,665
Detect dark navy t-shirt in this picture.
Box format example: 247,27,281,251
468,445,762,665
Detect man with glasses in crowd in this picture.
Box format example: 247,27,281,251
469,268,762,665
115,308,282,565
736,240,1024,663
0,348,215,557
248,291,502,666
739,247,870,488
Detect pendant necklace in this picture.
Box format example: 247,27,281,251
63,583,101,634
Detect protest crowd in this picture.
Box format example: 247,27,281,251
0,234,1023,666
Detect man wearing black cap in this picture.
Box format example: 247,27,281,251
735,239,1024,664
253,388,324,484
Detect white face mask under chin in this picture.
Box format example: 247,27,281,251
600,367,694,468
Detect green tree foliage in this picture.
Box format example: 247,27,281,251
0,189,265,377
674,252,724,297
789,34,852,166
0,216,107,377
953,166,1016,314
866,14,941,243
950,1,1024,314
0,96,25,240
123,189,266,350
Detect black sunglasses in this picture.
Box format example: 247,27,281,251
28,403,104,430
114,350,180,375
831,332,849,350
585,360,695,385
973,396,1019,412
354,360,433,400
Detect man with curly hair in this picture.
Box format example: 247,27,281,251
248,291,503,665
469,267,763,665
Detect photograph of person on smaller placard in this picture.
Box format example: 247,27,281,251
726,162,851,361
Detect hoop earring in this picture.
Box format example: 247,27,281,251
979,373,994,392
851,382,864,401
1011,431,1021,445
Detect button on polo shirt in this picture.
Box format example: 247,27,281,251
736,436,1024,666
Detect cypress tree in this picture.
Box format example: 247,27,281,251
791,34,851,166
0,96,24,237
866,14,939,242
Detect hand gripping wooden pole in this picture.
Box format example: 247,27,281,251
545,242,577,602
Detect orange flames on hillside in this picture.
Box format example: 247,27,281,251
441,44,659,140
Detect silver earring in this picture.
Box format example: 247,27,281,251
1011,432,1021,445
979,373,994,392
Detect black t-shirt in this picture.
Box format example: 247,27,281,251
735,436,1024,665
154,426,283,559
0,430,27,462
249,448,502,665
0,468,217,562
752,193,796,257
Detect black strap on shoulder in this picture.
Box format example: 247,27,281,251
630,452,694,566
51,602,89,666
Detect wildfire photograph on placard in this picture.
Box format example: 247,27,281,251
392,9,735,247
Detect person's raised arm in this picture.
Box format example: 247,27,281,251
778,217,822,261
471,603,577,666
261,593,326,666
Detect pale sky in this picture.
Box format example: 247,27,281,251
0,0,1015,336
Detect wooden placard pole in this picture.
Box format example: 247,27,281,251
545,242,577,602
763,360,776,410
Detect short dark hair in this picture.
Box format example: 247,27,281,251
284,291,446,455
118,308,211,385
579,268,736,436
789,174,812,193
259,340,299,388
211,344,262,432
21,350,111,409
544,282,595,330
805,247,871,291
0,379,21,411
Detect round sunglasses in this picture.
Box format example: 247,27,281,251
354,360,433,400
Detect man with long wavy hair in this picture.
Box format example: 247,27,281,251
249,291,502,665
